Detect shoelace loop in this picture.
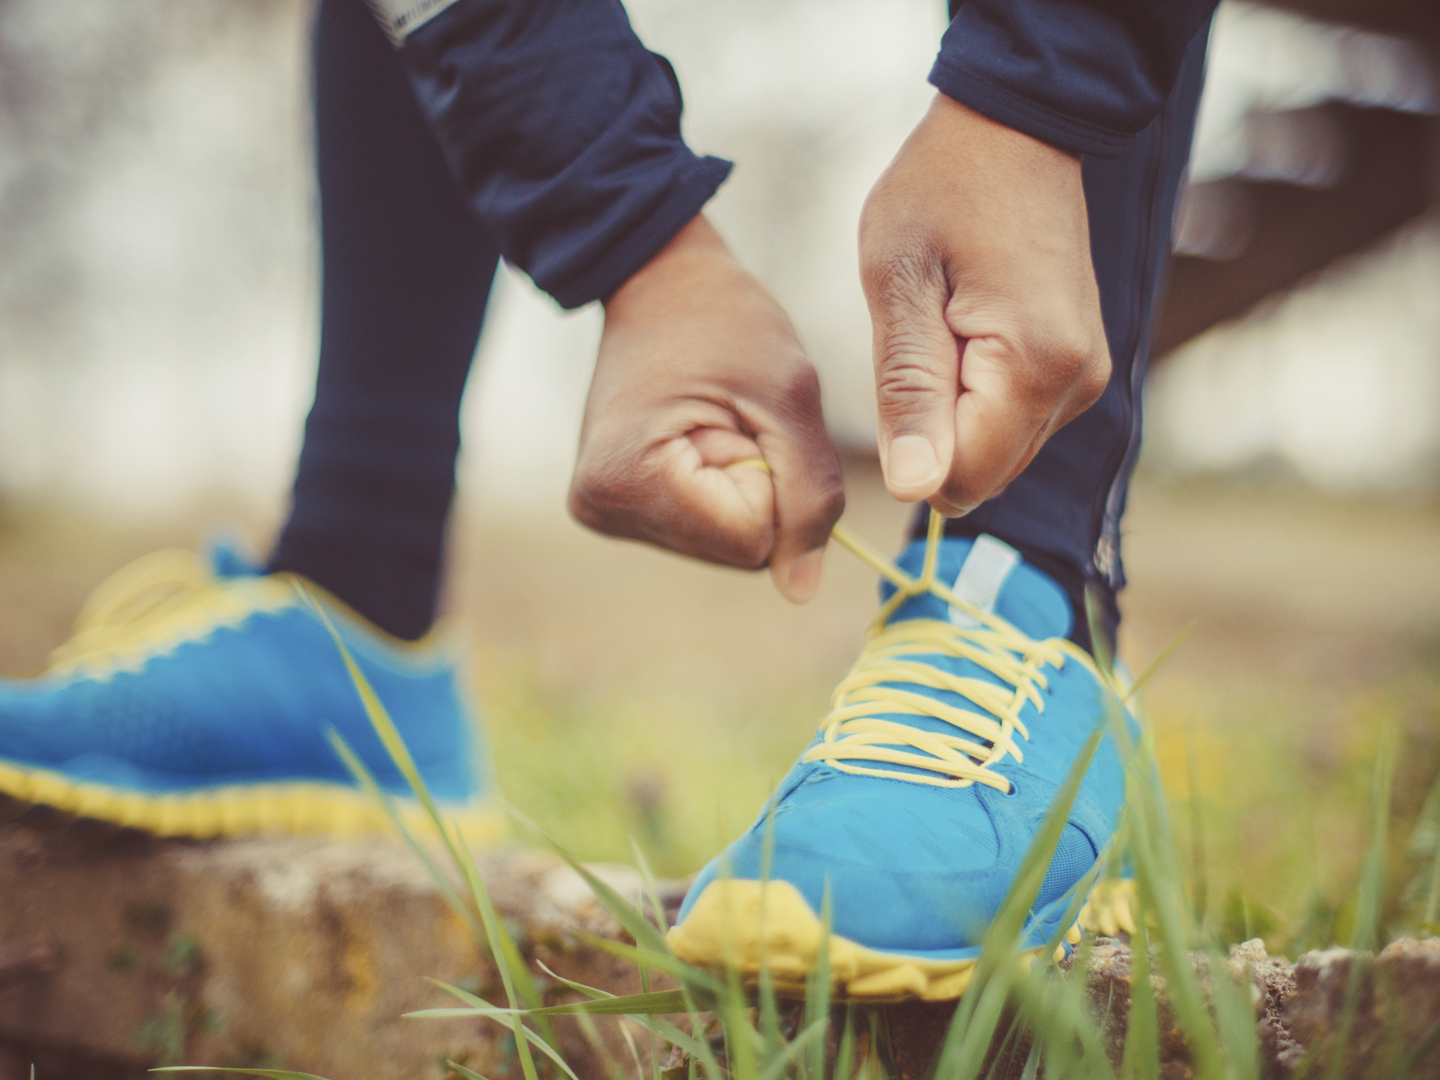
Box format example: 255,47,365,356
802,508,1070,793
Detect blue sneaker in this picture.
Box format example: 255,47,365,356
0,544,501,839
668,515,1133,1001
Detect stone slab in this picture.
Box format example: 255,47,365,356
0,816,674,1079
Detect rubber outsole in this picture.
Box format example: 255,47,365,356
0,758,505,841
667,879,1084,1003
1077,877,1137,938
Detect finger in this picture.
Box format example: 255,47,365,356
571,428,777,568
864,259,961,504
687,426,775,521
938,334,1057,511
749,375,846,603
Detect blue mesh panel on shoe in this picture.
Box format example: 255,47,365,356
1036,823,1096,909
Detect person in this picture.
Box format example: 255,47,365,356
0,0,1216,1000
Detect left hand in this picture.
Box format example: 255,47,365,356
570,215,845,603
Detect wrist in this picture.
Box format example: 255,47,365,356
924,93,1082,175
605,213,729,313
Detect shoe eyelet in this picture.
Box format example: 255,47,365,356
1002,783,1019,798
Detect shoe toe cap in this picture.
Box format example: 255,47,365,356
679,776,1007,953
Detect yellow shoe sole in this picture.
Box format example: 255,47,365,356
1077,877,1137,938
0,758,506,842
666,879,1083,1003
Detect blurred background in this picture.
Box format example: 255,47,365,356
1,0,1439,950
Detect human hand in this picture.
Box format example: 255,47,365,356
859,94,1112,515
570,215,845,603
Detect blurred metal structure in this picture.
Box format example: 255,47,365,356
1153,0,1439,356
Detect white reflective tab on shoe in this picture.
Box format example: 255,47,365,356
949,534,1021,627
364,0,460,42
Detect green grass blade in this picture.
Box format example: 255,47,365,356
756,1019,827,1080
302,586,441,815
573,931,725,998
756,797,783,1065
1206,946,1259,1080
305,595,560,1080
1324,723,1399,1080
804,885,834,1080
982,1006,1030,1080
1018,1041,1042,1080
532,964,716,1063
1103,682,1229,1080
1413,772,1440,930
1122,621,1195,703
936,723,1107,1080
527,991,695,1017
447,828,544,1080
447,1061,494,1080
409,980,581,1080
628,838,669,1006
630,840,668,933
1352,723,1399,955
628,837,665,1011
1389,1018,1440,1080
325,730,482,938
453,828,550,1015
1183,718,1210,931
1119,919,1158,1080
511,808,670,955
408,994,689,1019
675,977,728,1080
1007,960,1115,1080
833,1008,856,1080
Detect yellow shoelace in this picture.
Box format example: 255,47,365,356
804,507,1079,793
48,548,290,675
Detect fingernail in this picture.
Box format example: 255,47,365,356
786,548,825,602
886,435,939,489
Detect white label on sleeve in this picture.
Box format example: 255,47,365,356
365,0,462,43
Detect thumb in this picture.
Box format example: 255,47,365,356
867,271,961,504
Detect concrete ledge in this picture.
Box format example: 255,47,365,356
0,815,672,1079
6,812,1440,1080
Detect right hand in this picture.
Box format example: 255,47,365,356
570,215,846,603
859,94,1112,516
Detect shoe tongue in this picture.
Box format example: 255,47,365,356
205,534,264,580
880,534,1073,641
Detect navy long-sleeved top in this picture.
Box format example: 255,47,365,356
933,0,1219,157
368,0,1219,309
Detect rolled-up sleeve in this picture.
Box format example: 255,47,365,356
378,0,731,308
929,0,1218,158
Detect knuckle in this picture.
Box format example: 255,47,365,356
940,474,1000,512
1008,326,1106,413
705,520,773,570
790,478,846,544
816,480,847,524
733,532,772,569
568,455,636,535
566,478,613,533
1080,349,1113,403
777,361,823,417
566,484,607,533
875,355,948,412
861,233,944,310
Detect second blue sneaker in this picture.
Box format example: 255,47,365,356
668,513,1133,1001
0,544,501,839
